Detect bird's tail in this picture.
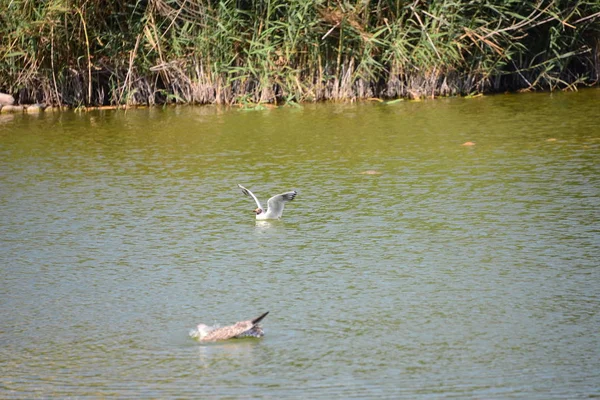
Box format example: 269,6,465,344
252,311,269,325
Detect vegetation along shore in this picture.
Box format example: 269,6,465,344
1,0,599,107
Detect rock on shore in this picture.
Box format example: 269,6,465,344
0,93,15,106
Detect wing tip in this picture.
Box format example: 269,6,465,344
252,311,269,325
238,184,250,196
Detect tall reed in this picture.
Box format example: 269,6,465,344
1,0,598,106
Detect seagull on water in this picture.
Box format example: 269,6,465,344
190,312,269,342
238,184,297,220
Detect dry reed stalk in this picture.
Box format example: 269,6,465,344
75,7,92,105
120,34,142,106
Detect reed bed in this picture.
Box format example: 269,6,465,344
1,0,599,106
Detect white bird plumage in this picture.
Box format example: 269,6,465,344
238,184,297,220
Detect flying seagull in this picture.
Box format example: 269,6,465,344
190,311,269,342
238,184,297,220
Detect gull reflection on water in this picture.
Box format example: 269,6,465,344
194,338,263,369
254,219,279,230
250,219,292,238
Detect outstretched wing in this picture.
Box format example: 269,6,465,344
266,191,297,218
238,184,262,209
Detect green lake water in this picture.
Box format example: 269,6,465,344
1,90,599,398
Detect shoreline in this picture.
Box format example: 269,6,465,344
1,87,598,114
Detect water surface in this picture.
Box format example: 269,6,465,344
1,90,599,398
